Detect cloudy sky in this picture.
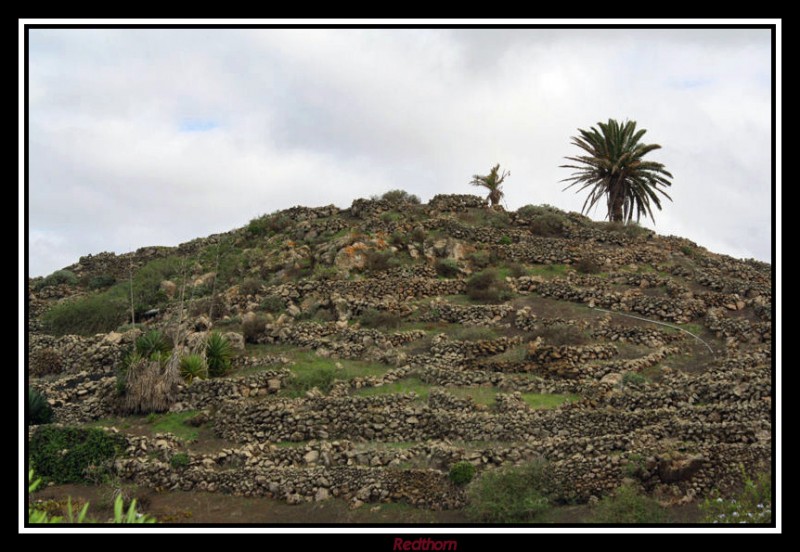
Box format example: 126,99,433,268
26,26,774,276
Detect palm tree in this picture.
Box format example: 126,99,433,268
561,119,673,223
470,163,510,207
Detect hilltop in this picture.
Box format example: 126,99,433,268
27,192,772,524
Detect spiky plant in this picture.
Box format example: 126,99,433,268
121,352,181,414
134,330,172,358
179,354,208,384
205,332,233,378
561,118,673,223
28,388,53,425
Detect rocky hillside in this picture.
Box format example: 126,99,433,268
27,192,772,520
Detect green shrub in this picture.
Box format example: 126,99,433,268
87,274,116,290
242,313,267,343
364,250,394,272
506,263,528,278
170,452,190,469
381,189,421,205
286,366,336,396
179,354,208,383
34,269,78,290
435,259,460,278
411,227,427,243
239,277,264,296
42,256,182,336
700,469,771,524
30,426,126,484
466,269,511,303
28,388,53,425
467,250,491,269
247,212,292,237
360,308,401,330
259,295,284,314
499,235,512,246
591,484,665,524
575,256,602,274
206,332,233,377
42,294,129,336
622,372,647,386
188,294,228,320
517,205,570,237
449,461,476,486
466,460,554,523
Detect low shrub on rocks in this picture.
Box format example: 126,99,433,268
590,484,665,524
449,461,476,486
466,459,554,522
30,426,127,484
466,269,511,303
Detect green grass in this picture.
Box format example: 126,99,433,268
521,393,580,409
441,294,474,306
491,345,528,363
150,411,202,441
527,264,569,279
354,377,431,400
677,322,704,336
444,325,501,341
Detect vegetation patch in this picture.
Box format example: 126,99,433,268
466,459,554,523
30,426,127,484
521,393,579,410
590,484,665,524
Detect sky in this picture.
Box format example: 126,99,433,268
26,26,774,277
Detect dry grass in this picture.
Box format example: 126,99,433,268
121,354,182,414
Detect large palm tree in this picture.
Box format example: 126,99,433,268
470,163,510,207
561,119,673,223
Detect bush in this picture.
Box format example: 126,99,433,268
466,460,554,523
499,235,512,246
286,366,336,396
575,256,602,274
170,452,190,469
435,259,460,278
239,277,264,297
466,250,491,269
242,313,267,343
591,484,665,524
247,212,292,237
410,227,427,243
622,371,647,386
87,274,116,290
449,461,476,486
179,354,208,383
517,205,570,237
41,256,183,336
30,426,126,484
28,388,53,425
466,269,511,303
364,250,394,272
381,189,421,205
188,294,228,320
506,263,528,278
258,295,284,314
206,332,233,377
360,308,401,330
34,269,78,290
699,469,771,524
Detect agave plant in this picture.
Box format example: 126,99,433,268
206,332,233,378
179,354,208,384
28,388,53,425
135,330,172,358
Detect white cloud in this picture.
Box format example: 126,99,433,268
27,27,773,276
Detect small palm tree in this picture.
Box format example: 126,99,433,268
470,163,510,207
561,119,673,223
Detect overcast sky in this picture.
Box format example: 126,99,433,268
26,27,773,277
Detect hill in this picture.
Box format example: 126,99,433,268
27,193,772,524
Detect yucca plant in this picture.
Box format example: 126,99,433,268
28,388,53,425
135,330,172,358
179,354,208,383
205,332,233,378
